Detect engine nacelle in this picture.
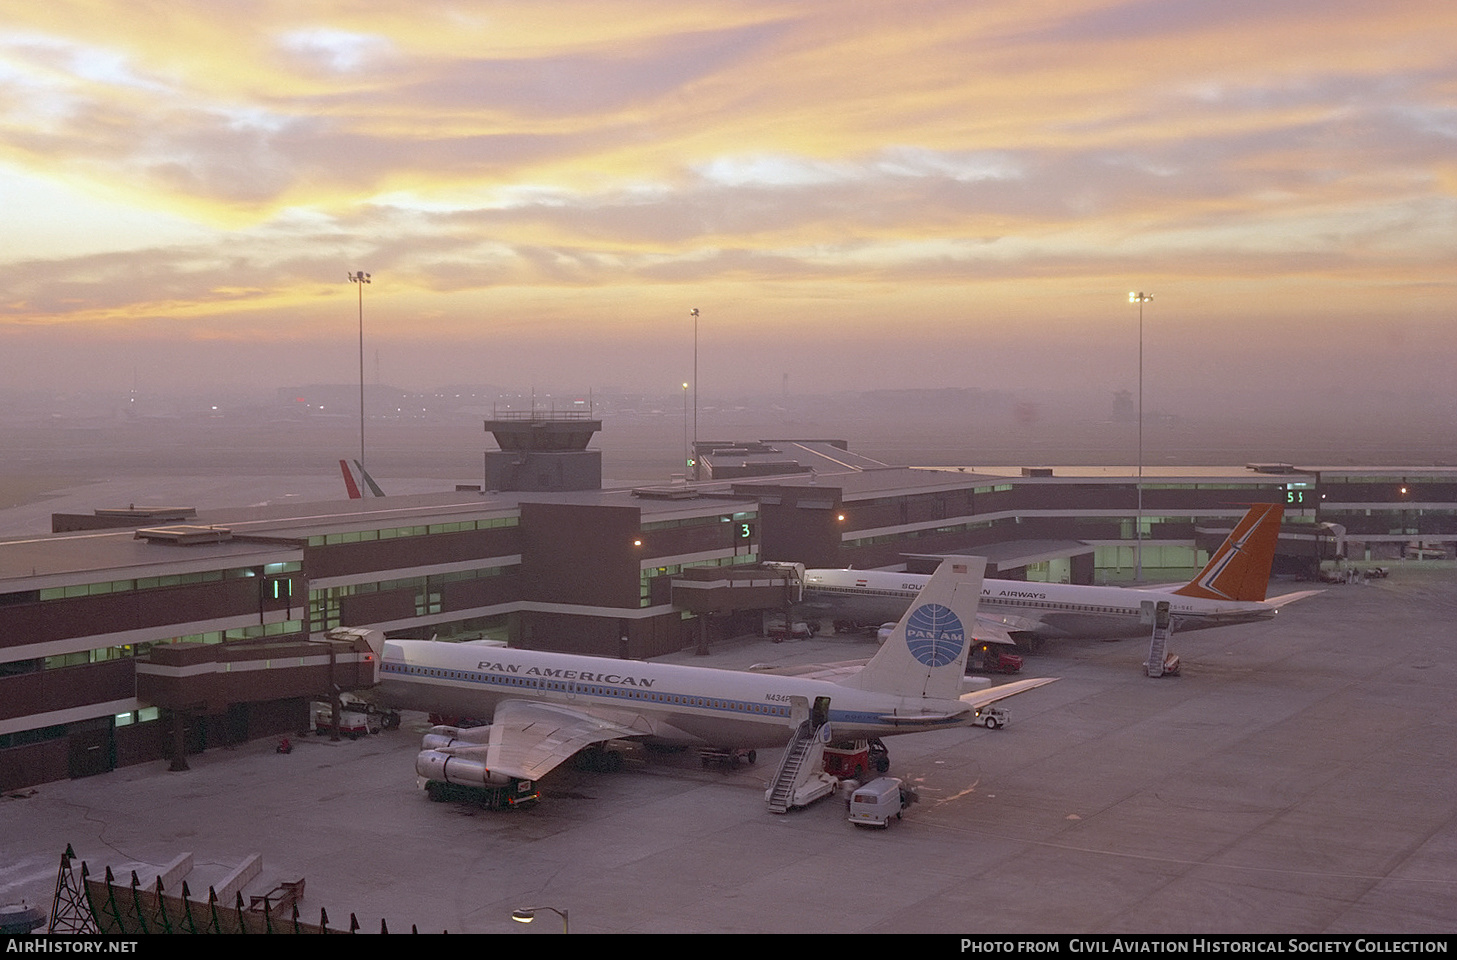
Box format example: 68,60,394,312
432,743,490,758
428,723,492,742
421,726,492,751
422,724,491,750
415,749,513,787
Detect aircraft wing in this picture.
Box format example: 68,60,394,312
972,618,1020,647
484,699,650,782
977,611,1042,641
958,676,1058,711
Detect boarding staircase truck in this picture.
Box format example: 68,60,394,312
765,696,841,813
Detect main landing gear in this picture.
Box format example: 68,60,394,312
700,747,758,768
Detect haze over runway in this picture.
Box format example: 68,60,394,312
1,1,1454,415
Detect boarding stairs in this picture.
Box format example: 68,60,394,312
1143,600,1178,678
765,699,839,813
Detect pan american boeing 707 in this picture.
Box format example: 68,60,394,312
356,558,1055,802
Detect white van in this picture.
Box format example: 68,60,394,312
847,777,913,828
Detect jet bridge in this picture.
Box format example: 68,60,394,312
669,562,804,615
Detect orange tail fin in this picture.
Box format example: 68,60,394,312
1173,503,1283,602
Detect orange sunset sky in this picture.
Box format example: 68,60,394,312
1,1,1453,401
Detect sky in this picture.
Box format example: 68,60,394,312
0,1,1454,404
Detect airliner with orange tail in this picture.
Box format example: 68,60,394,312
801,504,1319,643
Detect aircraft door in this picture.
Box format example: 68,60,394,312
1155,601,1171,630
788,696,810,734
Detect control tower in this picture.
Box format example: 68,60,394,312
483,410,602,491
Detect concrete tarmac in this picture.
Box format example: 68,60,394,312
2,565,1454,934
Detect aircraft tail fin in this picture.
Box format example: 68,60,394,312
355,460,386,497
340,460,363,499
339,459,386,499
1173,503,1283,602
838,557,985,701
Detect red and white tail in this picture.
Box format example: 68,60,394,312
339,459,386,499
1173,503,1283,602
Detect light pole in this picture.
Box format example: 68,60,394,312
682,381,690,479
689,308,699,480
1129,291,1152,582
349,271,371,464
512,905,568,933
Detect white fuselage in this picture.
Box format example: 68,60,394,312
377,639,975,748
802,570,1278,640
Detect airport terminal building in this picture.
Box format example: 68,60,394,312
3,423,1454,790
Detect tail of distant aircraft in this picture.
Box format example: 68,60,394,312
1173,503,1283,602
339,459,386,499
839,557,985,701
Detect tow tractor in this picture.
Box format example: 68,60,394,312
971,705,1009,729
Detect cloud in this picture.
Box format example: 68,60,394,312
277,28,399,75
0,1,1454,399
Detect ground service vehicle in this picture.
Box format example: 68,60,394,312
971,705,1009,729
312,700,381,739
422,776,540,809
766,617,818,640
822,738,890,779
969,645,1023,674
848,777,915,828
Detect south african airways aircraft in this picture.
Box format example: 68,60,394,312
800,504,1319,644
363,558,1055,796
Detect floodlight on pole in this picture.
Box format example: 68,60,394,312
690,308,699,481
349,271,372,464
1129,291,1152,581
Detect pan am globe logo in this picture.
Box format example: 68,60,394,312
904,603,965,668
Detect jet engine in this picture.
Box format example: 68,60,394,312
415,721,506,786
415,748,514,787
421,723,491,751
